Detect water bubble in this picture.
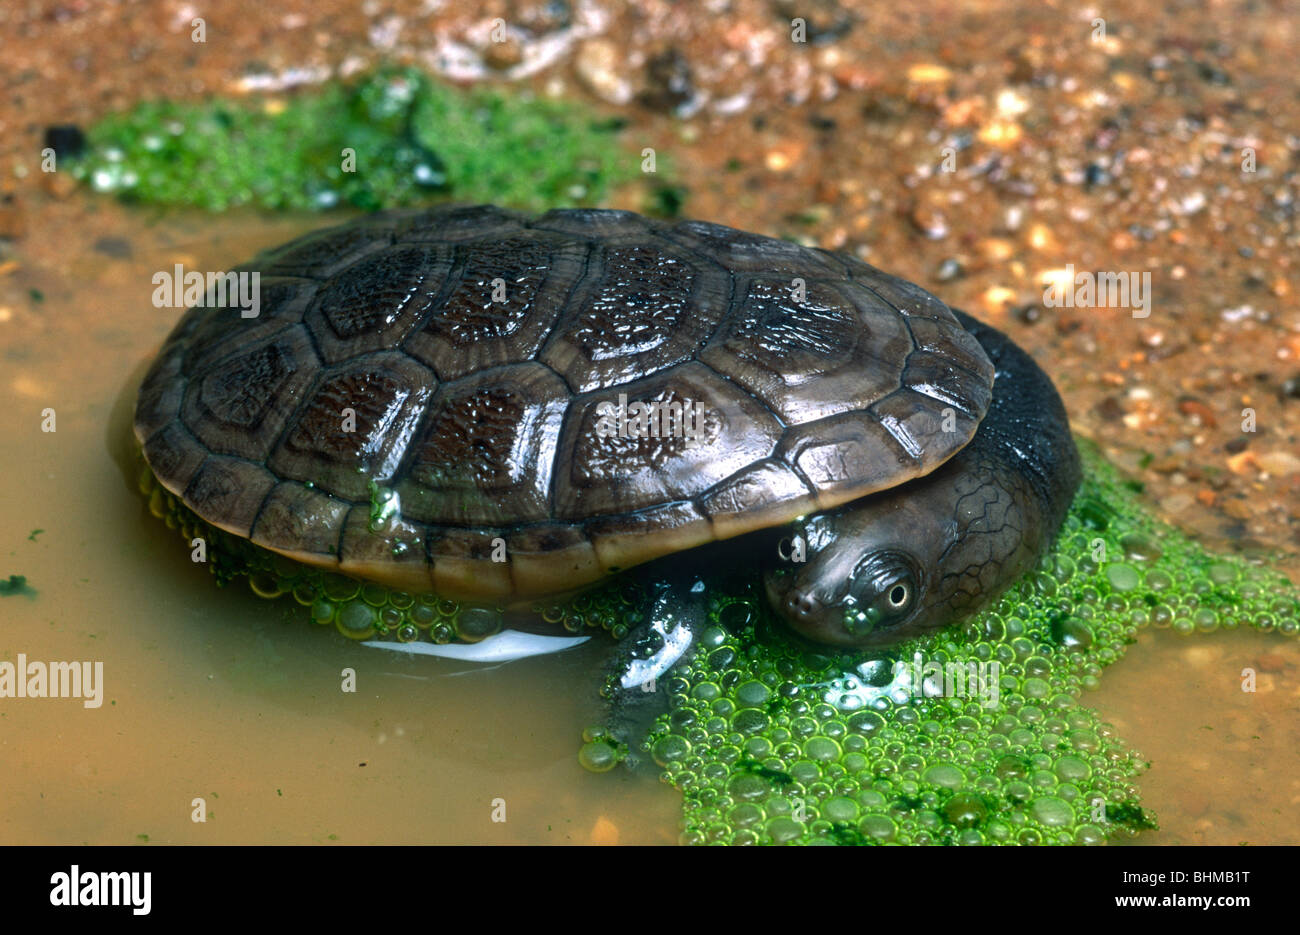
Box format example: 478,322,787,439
944,793,987,828
1120,532,1162,562
336,600,377,639
1030,796,1074,827
923,764,964,789
1106,564,1140,592
578,740,621,773
858,814,896,841
455,607,503,642
310,597,335,624
653,735,692,767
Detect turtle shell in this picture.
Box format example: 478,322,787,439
134,206,994,603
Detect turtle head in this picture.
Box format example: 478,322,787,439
763,501,936,649
763,449,1052,650
762,459,1014,650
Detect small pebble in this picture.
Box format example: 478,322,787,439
574,40,633,105
640,48,696,114
935,257,964,282
1176,396,1218,428
0,194,25,240
1255,451,1300,475
484,38,524,71
907,63,952,85
1084,164,1111,188
93,236,133,259
1095,397,1126,422
1182,646,1216,668
910,202,949,240
42,124,87,159
1220,497,1253,520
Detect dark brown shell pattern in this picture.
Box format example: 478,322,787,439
134,206,994,605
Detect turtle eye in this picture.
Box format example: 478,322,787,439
775,532,807,564
847,550,921,630
886,581,911,611
868,573,915,625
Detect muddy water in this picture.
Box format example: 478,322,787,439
2,199,1297,845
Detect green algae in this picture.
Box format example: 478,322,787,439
69,67,643,213
637,440,1298,845
0,574,36,598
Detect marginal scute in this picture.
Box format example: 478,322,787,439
902,350,993,418
428,527,514,600
338,506,434,595
699,459,818,539
904,315,995,385
777,411,919,508
849,262,953,322
397,204,528,242
507,525,602,597
871,387,980,468
585,500,713,575
664,219,845,277
134,346,185,443
251,482,350,561
181,276,318,376
260,220,394,279
531,207,652,237
139,422,207,497
182,457,277,538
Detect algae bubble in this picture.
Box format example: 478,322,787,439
635,442,1297,845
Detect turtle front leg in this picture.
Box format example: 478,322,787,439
616,573,711,692
583,569,713,772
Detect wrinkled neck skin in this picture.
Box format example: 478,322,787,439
764,310,1082,651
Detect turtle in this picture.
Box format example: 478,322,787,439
133,205,1081,656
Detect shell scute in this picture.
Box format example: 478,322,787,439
183,326,317,462
539,239,730,393
267,352,436,501
404,232,587,379
699,276,912,424
305,244,453,363
555,362,782,520
398,362,568,526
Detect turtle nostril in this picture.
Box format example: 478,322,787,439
784,590,820,621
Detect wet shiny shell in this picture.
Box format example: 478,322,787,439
134,206,994,603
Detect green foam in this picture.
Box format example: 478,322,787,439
638,440,1298,844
